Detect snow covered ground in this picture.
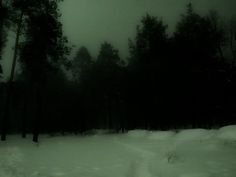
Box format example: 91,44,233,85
0,125,236,177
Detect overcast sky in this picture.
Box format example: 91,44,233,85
1,0,236,79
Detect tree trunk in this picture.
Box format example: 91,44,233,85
107,94,112,130
33,81,43,143
1,83,10,140
32,83,40,143
21,83,29,138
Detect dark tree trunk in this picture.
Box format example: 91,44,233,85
21,105,27,138
21,84,29,138
1,83,11,141
33,82,42,143
107,94,112,129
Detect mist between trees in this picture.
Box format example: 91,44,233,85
0,1,236,142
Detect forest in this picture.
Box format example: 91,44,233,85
0,0,236,142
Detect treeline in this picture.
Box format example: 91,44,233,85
1,2,236,141
0,0,69,141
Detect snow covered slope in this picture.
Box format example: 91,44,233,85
0,125,236,177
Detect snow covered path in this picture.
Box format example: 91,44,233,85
113,137,155,177
0,125,236,177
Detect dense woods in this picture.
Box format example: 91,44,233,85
0,1,236,142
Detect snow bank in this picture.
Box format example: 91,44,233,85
173,129,212,141
127,130,149,138
216,125,236,141
147,131,175,140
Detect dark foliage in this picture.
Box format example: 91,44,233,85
1,3,236,141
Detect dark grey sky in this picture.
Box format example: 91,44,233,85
60,0,236,58
1,0,236,79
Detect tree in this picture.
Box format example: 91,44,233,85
70,46,93,132
97,42,120,65
229,17,236,65
0,0,10,77
128,14,169,129
94,42,123,130
71,46,92,82
0,0,8,62
129,14,168,67
173,3,228,127
0,0,10,140
1,0,34,141
206,10,226,61
174,3,226,69
18,0,70,142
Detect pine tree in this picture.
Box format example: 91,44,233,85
72,46,92,82
18,0,70,142
128,14,169,129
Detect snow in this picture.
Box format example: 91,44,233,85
216,125,236,141
0,125,236,177
148,131,175,140
174,129,210,141
127,130,149,138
